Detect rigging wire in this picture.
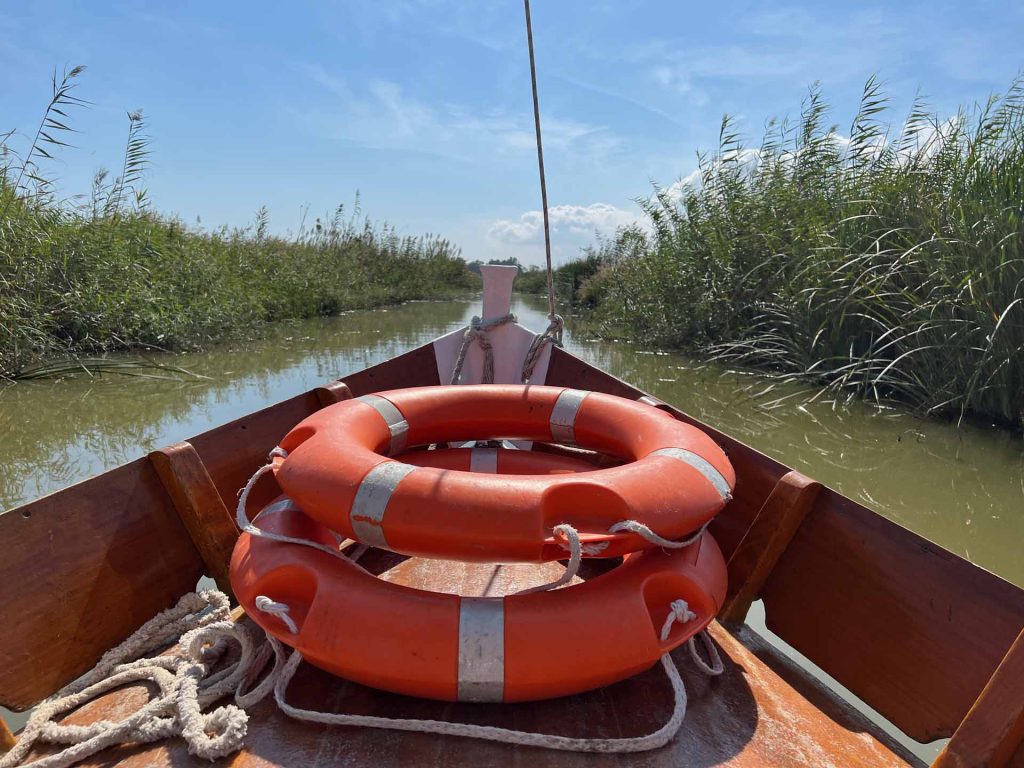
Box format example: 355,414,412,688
523,0,557,320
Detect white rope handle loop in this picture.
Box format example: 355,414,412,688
608,519,710,550
234,447,365,567
516,523,583,595
688,630,724,676
255,596,298,634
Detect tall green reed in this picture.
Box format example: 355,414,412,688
1,69,473,380
581,77,1024,429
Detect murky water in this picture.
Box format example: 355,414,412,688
3,294,1021,588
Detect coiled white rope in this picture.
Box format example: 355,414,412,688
0,592,276,768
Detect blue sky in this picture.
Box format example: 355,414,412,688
3,1,1022,265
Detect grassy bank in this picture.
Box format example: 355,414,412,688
538,77,1024,429
1,68,473,380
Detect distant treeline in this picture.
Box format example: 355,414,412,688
524,77,1024,430
1,67,474,380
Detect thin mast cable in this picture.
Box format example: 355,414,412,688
523,0,556,319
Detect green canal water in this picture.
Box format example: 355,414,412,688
1,295,1021,758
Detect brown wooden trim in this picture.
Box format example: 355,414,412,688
0,716,14,753
315,380,353,407
719,470,822,626
933,625,1024,768
148,442,239,596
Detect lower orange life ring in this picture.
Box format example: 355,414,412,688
272,385,735,562
231,496,728,702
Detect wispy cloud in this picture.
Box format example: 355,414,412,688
294,67,623,165
637,5,898,98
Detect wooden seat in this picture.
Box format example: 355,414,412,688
19,617,919,767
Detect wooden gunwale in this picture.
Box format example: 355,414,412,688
0,342,1022,766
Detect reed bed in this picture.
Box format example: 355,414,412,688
1,67,473,380
542,77,1024,429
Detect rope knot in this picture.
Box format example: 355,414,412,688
450,313,516,384
659,598,696,643
668,599,697,625
255,596,298,634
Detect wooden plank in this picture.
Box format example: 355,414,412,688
934,626,1024,768
0,459,205,710
0,716,13,753
315,379,353,407
719,471,822,625
342,343,441,395
761,487,1024,742
149,442,239,596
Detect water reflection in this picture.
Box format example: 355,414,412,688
1,295,1022,587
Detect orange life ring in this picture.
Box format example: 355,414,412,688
273,385,734,561
231,496,727,702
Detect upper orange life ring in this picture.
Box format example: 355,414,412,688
400,445,596,475
231,495,727,702
272,385,735,562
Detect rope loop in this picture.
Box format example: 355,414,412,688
516,522,583,595
688,631,724,676
608,520,709,550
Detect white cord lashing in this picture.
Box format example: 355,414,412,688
609,519,711,549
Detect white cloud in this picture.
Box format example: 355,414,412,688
487,203,640,246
